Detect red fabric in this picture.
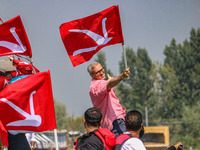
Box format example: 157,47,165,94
9,70,24,78
60,5,124,67
0,18,3,24
0,76,11,91
0,120,8,146
95,128,116,150
0,15,32,57
0,71,56,132
12,59,40,75
116,134,134,144
74,140,78,150
115,133,135,150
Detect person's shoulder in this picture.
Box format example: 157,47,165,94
76,132,104,150
123,138,146,150
97,128,113,134
96,128,116,147
90,79,108,89
77,131,102,144
85,133,104,147
126,137,144,144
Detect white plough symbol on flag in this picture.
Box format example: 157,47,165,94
0,27,26,53
0,91,42,127
69,17,112,56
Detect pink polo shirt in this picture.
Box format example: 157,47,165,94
89,79,126,131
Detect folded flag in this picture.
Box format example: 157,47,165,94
0,16,32,57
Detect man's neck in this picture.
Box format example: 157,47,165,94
87,126,99,133
126,130,139,138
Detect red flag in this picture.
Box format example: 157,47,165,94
12,59,40,75
0,120,8,146
60,5,124,67
0,16,32,57
0,18,3,24
0,71,56,132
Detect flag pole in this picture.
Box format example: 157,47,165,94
122,43,128,69
29,57,36,74
54,129,59,150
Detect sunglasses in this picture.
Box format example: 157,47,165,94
92,68,104,75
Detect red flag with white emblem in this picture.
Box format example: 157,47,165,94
0,71,56,132
60,5,124,67
0,16,32,57
0,120,8,146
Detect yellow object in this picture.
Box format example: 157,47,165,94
142,126,169,150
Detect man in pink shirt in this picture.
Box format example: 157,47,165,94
87,62,130,138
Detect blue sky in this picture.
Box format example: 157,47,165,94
1,0,200,116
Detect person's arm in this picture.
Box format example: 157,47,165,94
165,142,183,150
107,68,130,91
30,141,35,150
30,133,36,150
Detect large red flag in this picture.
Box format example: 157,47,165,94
0,16,32,57
60,5,124,67
0,71,56,132
0,120,8,146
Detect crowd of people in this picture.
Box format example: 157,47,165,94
74,62,184,150
0,60,184,150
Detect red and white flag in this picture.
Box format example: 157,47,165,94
0,71,56,132
60,5,124,67
0,16,32,57
0,120,8,146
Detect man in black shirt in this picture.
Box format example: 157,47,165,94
74,107,116,150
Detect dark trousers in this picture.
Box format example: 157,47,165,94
8,133,31,150
111,118,126,139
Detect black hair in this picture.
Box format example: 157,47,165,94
125,110,142,131
84,107,102,127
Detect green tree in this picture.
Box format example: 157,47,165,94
66,114,85,133
118,47,154,115
54,100,85,133
170,101,200,148
158,64,181,118
54,100,68,130
163,28,200,107
160,28,200,149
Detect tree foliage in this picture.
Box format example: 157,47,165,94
54,100,68,130
159,28,200,148
117,28,200,148
54,100,85,133
117,47,154,114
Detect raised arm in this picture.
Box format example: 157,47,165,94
107,68,130,91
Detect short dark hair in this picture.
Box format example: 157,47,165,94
125,110,142,131
84,107,102,127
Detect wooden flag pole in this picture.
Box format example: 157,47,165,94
122,43,128,69
54,129,59,150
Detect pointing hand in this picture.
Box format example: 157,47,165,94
107,74,113,80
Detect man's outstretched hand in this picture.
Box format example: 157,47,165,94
121,68,130,79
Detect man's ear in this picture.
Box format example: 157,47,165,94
141,123,143,129
99,120,102,127
90,73,95,78
83,118,86,126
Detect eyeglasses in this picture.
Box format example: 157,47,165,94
92,68,104,75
